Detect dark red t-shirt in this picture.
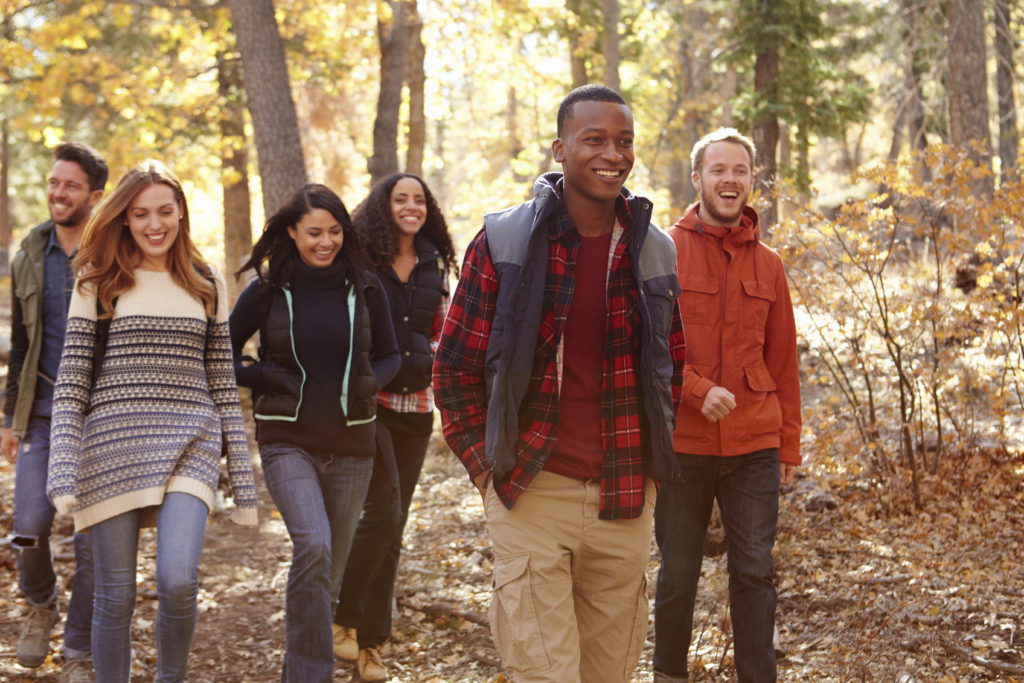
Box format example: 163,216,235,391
545,230,612,480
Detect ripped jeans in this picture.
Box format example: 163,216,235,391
12,415,93,657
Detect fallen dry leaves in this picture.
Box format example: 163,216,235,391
1,435,1022,681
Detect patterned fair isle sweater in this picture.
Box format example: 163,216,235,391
47,268,258,531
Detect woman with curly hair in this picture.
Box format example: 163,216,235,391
46,159,258,683
229,183,399,683
331,173,456,681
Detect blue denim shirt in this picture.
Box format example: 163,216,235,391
31,228,75,417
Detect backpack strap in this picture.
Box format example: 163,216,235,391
86,295,117,415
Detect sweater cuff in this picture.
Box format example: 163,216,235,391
52,494,75,516
229,506,258,527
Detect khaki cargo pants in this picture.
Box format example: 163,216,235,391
484,470,655,683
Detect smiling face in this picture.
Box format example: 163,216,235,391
552,99,635,212
47,159,101,230
692,140,753,228
126,182,181,271
390,176,427,238
287,208,344,268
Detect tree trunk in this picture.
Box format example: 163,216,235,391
508,86,529,183
601,0,619,91
218,53,253,306
795,123,811,198
752,44,779,234
406,8,425,178
567,0,587,88
947,0,993,196
369,0,412,186
1,119,10,276
429,118,447,208
721,64,738,127
994,0,1018,180
887,93,906,164
227,0,307,218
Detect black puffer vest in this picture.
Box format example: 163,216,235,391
255,279,378,425
379,236,447,395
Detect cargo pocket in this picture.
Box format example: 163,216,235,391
623,572,650,678
489,552,550,672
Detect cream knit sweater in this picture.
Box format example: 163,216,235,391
47,268,258,531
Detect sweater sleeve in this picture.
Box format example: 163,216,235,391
207,271,258,525
229,279,283,395
47,284,97,514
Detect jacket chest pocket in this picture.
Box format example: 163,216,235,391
741,279,775,330
16,280,39,328
644,279,680,338
678,273,718,326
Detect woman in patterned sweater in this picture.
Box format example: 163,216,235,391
229,183,399,683
46,160,258,683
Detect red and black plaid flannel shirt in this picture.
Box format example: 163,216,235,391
434,191,685,520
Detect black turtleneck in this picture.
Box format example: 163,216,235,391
229,259,399,457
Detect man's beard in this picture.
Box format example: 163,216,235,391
51,202,90,228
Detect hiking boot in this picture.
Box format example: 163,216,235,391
332,623,358,661
17,603,59,667
59,656,94,683
358,647,387,682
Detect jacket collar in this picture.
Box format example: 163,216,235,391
677,203,760,245
22,219,56,254
413,233,441,261
532,172,641,240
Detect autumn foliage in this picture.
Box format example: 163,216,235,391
773,144,1024,509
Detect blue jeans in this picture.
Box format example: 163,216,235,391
12,415,93,658
260,442,373,683
335,415,430,647
653,449,780,683
90,492,208,683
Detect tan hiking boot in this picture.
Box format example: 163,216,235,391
332,623,358,661
358,647,387,681
59,656,94,683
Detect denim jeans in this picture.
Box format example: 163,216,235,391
90,492,208,683
335,415,430,648
653,448,780,683
260,442,373,683
12,415,93,657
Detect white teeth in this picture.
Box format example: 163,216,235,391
596,170,619,178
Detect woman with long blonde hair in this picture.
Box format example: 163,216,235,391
46,159,258,682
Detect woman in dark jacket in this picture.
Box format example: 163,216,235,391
229,183,399,683
331,173,456,681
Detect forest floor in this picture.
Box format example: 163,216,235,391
1,433,1024,681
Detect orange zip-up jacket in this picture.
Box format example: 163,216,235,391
668,204,802,466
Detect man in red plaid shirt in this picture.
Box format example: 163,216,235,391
433,85,686,682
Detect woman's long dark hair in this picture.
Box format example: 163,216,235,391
237,183,366,289
352,173,456,273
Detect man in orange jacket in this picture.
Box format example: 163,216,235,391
653,128,801,683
